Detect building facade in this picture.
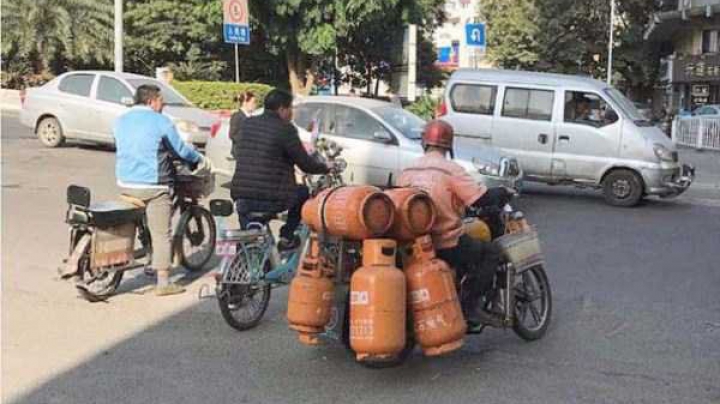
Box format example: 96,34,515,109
647,0,720,112
433,0,491,70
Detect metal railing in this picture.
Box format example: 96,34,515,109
673,116,720,151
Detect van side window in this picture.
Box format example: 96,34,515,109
502,88,554,121
450,84,497,115
564,91,618,127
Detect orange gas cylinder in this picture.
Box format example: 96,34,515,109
350,239,407,361
301,186,395,240
287,234,335,345
385,188,437,242
404,235,466,356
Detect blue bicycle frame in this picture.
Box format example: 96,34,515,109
217,223,311,286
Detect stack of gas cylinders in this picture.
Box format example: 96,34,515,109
287,185,468,362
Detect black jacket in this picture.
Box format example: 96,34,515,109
230,110,329,204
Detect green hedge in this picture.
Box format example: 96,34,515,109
405,95,439,121
173,81,274,110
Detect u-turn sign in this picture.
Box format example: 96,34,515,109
465,23,486,48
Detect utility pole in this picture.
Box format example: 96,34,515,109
607,0,615,85
114,0,123,72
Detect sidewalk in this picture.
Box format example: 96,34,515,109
1,89,21,111
678,146,720,189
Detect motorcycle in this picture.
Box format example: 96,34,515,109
60,171,217,302
313,197,552,368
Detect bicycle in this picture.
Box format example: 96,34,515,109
211,138,346,331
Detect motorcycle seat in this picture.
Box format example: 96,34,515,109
245,212,278,224
88,201,144,228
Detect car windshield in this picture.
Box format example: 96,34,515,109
127,79,190,106
604,88,648,124
371,106,426,140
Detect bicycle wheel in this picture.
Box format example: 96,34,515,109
217,246,271,331
175,205,216,271
512,265,552,341
72,234,124,302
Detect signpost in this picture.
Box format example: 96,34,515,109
223,0,250,82
465,23,486,69
465,23,486,48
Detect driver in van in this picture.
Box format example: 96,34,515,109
398,120,514,327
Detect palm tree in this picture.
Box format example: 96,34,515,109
2,0,113,73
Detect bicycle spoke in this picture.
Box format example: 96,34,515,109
529,301,542,324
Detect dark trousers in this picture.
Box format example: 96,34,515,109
234,185,310,240
437,235,500,306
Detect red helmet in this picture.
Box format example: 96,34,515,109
422,120,454,156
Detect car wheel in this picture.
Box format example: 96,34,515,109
602,169,643,207
37,116,65,148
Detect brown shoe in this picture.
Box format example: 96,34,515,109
155,283,186,297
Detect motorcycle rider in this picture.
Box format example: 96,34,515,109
231,89,330,250
114,84,212,296
398,120,514,326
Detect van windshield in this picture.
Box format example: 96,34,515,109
604,88,650,125
127,79,190,107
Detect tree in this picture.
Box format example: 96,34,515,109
124,0,223,75
124,0,287,85
479,0,660,95
249,0,444,95
336,0,446,95
2,0,113,74
479,0,540,70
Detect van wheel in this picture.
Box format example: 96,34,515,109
37,117,65,147
602,169,643,207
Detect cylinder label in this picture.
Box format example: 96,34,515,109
350,318,374,339
350,291,369,305
410,288,430,304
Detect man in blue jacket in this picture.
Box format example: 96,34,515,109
114,84,210,296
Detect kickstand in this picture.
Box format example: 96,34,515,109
197,283,215,300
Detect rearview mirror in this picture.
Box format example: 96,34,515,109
604,109,619,124
372,131,393,143
121,96,134,107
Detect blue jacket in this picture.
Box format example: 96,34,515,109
114,106,201,186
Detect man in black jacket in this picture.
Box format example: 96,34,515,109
231,89,330,250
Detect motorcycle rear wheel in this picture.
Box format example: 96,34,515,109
512,265,552,341
72,234,124,302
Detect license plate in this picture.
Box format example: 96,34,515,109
216,242,237,257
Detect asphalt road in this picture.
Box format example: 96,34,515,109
3,112,720,404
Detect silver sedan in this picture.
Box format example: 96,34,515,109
20,70,217,147
206,96,522,190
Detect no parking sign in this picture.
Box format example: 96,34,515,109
223,0,250,44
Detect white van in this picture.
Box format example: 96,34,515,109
439,69,694,206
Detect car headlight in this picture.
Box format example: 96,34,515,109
175,119,200,134
653,144,674,162
472,158,500,176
